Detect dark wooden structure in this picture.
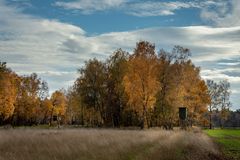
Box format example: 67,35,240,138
179,107,188,129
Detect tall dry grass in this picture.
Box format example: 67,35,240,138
0,128,222,160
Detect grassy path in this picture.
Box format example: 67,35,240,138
204,129,240,160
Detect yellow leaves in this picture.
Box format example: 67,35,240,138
44,99,53,111
147,95,157,109
51,90,67,116
0,70,17,120
0,96,14,119
177,62,210,123
123,41,160,118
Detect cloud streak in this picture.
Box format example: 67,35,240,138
54,0,126,14
54,0,240,27
54,0,198,16
124,1,195,17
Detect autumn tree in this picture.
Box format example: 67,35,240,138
75,58,108,126
155,47,209,129
169,46,192,113
66,86,82,125
0,62,18,123
123,41,160,129
72,50,130,127
13,73,46,125
181,62,210,126
105,49,129,127
40,98,53,124
50,90,67,126
155,47,190,129
154,49,177,129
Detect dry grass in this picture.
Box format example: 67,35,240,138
0,128,222,160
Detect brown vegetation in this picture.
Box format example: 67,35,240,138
0,128,222,160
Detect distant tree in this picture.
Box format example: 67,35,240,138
206,80,220,129
210,109,240,128
224,110,240,127
38,81,49,100
218,80,231,128
123,41,160,129
237,109,240,113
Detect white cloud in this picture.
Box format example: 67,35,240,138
126,1,194,17
200,0,240,27
232,89,240,94
218,62,240,66
201,70,240,83
54,0,126,14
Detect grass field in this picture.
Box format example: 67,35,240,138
204,129,240,160
0,128,222,160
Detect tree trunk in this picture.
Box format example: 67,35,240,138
141,116,148,129
49,108,54,126
209,112,212,129
141,106,148,129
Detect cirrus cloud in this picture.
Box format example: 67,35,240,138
54,0,240,28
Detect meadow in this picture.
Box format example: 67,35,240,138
204,129,240,160
0,128,222,160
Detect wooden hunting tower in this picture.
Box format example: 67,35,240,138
179,107,187,129
179,107,187,120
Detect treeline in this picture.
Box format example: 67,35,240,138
207,80,232,129
0,41,232,129
0,62,66,126
210,109,240,128
69,41,211,129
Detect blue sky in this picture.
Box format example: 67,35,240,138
0,0,240,110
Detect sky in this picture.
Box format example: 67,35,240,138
0,0,240,110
